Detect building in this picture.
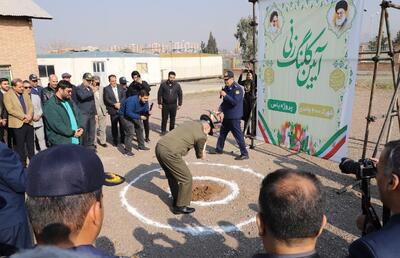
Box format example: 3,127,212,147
37,51,223,85
37,51,161,86
0,0,51,80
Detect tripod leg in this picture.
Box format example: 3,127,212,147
372,7,400,157
362,7,386,159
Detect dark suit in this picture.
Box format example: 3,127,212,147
348,214,400,258
103,84,125,144
0,143,33,255
75,84,97,150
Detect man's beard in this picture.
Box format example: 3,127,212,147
336,16,347,27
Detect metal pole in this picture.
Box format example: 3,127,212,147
371,1,400,157
361,3,386,159
249,0,258,149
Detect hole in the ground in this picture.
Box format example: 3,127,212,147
192,180,226,201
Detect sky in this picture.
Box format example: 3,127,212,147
33,0,400,53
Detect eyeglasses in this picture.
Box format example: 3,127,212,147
24,86,32,89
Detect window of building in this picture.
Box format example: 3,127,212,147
136,63,148,74
93,62,105,73
38,65,55,78
0,66,12,81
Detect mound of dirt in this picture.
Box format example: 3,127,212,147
192,181,226,201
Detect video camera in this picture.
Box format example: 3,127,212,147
339,158,377,180
338,157,382,235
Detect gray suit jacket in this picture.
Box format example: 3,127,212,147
31,94,44,128
94,87,107,117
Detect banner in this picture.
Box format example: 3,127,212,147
257,0,364,161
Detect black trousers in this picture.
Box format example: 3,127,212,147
110,114,125,144
12,124,34,167
122,117,145,152
0,127,13,148
161,104,177,133
243,93,253,134
143,116,150,139
81,114,96,150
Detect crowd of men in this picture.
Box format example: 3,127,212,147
1,69,399,258
0,70,184,166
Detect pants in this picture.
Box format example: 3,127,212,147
161,104,177,133
216,119,248,156
143,116,150,139
96,114,107,145
122,117,145,152
243,93,253,134
110,114,125,144
0,127,13,148
156,144,192,207
81,114,96,150
0,221,33,256
34,126,47,154
12,124,34,167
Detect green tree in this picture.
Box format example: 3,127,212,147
393,30,400,48
234,16,257,61
204,32,218,54
200,41,207,53
368,35,388,50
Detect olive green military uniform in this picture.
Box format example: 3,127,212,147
155,121,207,207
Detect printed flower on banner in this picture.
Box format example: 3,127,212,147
277,121,316,155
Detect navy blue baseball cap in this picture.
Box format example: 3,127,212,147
224,70,234,79
26,145,125,197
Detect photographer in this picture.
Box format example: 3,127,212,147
348,140,400,258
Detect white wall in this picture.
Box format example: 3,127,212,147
37,54,222,86
37,56,161,86
160,55,223,81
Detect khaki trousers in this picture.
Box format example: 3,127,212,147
155,144,192,207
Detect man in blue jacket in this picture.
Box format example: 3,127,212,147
348,140,400,258
0,143,33,256
210,70,249,160
119,90,150,156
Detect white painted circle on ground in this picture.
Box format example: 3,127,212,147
120,162,264,236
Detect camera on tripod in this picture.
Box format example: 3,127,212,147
339,158,377,180
338,157,382,235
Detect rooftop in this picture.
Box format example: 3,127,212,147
0,0,52,20
37,51,160,59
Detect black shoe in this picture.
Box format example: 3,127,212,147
124,151,134,157
235,154,249,160
138,146,150,151
113,141,118,147
209,149,223,155
172,206,195,214
98,143,108,148
145,138,150,142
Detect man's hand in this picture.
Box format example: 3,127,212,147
0,119,6,127
158,104,162,109
114,102,121,109
24,114,32,123
140,115,147,120
33,115,41,122
177,105,181,110
74,128,84,137
220,90,227,97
